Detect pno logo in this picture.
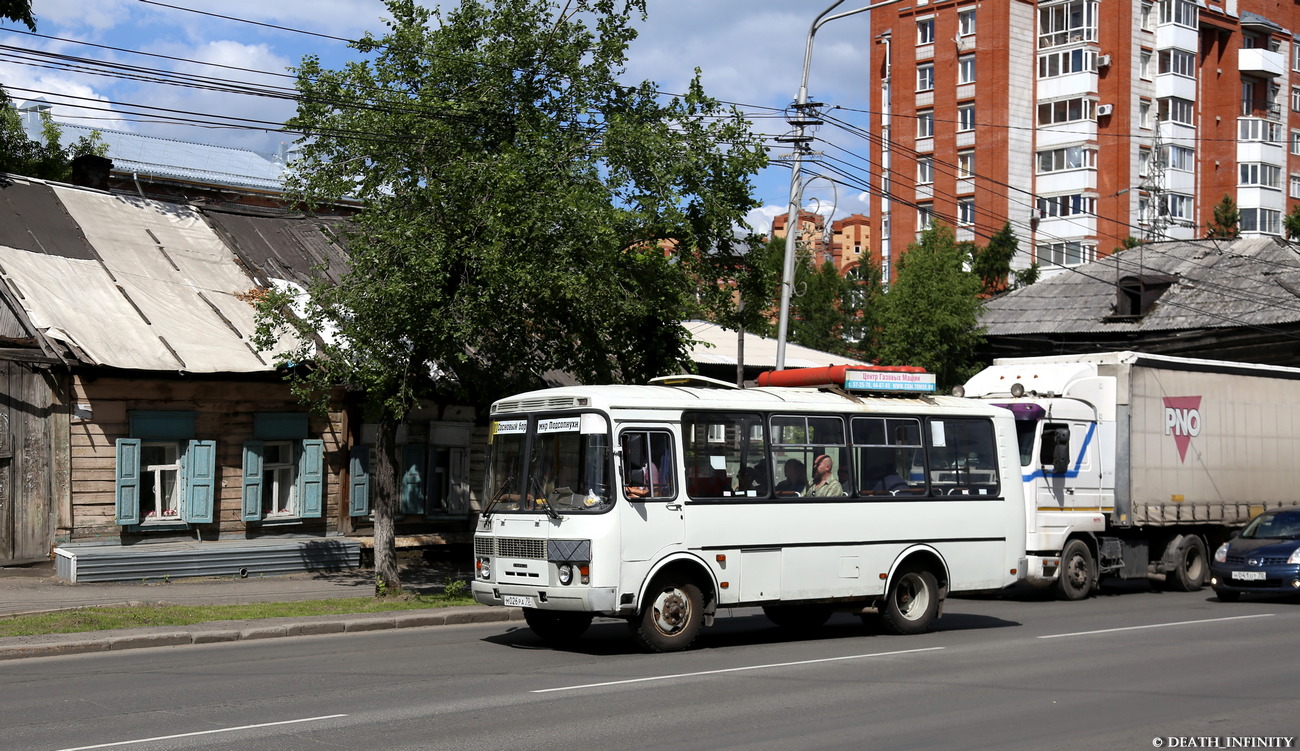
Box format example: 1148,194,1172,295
1162,396,1202,463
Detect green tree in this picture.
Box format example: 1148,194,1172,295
972,222,1018,296
1,92,108,182
259,0,765,593
1205,194,1240,239
1285,205,1300,241
1,0,35,31
876,222,983,390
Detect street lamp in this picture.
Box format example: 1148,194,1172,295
774,0,899,370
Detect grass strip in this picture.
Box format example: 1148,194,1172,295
0,594,478,637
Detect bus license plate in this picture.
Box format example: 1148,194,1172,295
1232,571,1266,581
503,595,535,608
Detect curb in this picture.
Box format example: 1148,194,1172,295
0,607,528,661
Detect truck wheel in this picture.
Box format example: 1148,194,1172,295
879,569,941,635
1056,539,1094,601
763,604,833,631
523,609,593,645
630,579,704,652
1166,535,1208,592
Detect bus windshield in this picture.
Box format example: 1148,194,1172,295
484,413,613,515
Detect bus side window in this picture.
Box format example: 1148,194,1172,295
621,430,675,500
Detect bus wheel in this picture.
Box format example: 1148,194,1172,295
523,609,593,646
631,579,704,652
879,569,940,635
763,604,833,631
1056,539,1094,601
1166,535,1207,592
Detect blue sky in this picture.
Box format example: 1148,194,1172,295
2,0,876,233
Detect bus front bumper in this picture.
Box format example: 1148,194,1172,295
471,581,619,613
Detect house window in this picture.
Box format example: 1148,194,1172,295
1139,149,1151,177
959,9,976,36
1037,145,1096,173
1158,48,1196,78
1037,193,1096,218
1238,118,1282,142
917,155,934,184
958,102,975,131
1239,162,1282,188
958,197,975,226
1039,48,1096,78
1240,208,1282,234
1291,130,1300,155
1157,96,1193,125
1294,43,1300,72
1158,0,1197,29
917,17,935,45
1038,97,1095,125
1291,86,1300,113
917,62,935,92
1140,2,1155,31
1165,193,1193,221
241,413,324,522
917,109,934,138
1138,195,1151,225
957,149,975,178
918,202,934,229
1038,0,1099,49
958,54,976,84
1140,50,1152,80
1291,174,1300,199
1139,100,1152,129
115,411,214,527
1037,241,1094,267
1165,144,1194,171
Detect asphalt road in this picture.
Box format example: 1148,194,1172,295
3,587,1297,751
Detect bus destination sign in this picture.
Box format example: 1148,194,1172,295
843,369,937,394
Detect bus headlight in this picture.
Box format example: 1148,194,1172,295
557,563,574,585
476,557,491,580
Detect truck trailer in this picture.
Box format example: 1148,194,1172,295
958,351,1300,599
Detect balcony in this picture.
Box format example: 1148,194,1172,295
1239,47,1286,78
1241,100,1284,122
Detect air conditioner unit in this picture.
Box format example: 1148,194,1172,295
1097,104,1114,117
1097,54,1112,68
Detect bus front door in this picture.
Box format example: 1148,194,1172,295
618,427,685,563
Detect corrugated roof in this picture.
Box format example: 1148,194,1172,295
683,320,870,369
202,207,350,288
0,176,290,372
980,237,1300,335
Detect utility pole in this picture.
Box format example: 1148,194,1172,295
775,0,900,370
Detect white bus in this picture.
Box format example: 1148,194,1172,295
471,368,1027,652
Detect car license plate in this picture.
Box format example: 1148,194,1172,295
503,594,535,608
1231,571,1267,581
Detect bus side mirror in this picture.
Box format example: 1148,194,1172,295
1051,428,1071,474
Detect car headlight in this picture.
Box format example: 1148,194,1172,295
1289,549,1300,565
1214,543,1229,563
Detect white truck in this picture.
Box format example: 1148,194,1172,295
958,351,1300,599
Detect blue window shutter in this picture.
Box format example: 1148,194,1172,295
115,439,141,526
183,440,216,523
349,446,370,517
401,444,427,515
242,441,264,522
298,439,325,518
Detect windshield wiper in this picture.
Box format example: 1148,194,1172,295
480,474,515,525
529,475,561,521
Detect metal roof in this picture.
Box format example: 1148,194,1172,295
0,175,289,372
979,237,1300,335
683,320,870,369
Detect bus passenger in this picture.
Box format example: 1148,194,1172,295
774,458,807,496
867,463,907,492
808,454,845,497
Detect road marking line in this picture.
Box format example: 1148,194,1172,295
54,714,349,750
1038,613,1274,640
532,646,946,694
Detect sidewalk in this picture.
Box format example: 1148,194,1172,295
0,554,523,661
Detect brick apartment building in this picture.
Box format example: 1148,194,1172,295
771,211,874,275
867,0,1300,280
